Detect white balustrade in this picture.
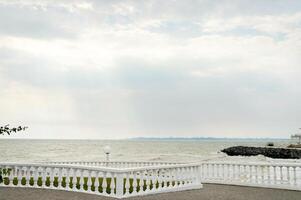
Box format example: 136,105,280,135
200,162,301,191
0,162,202,198
1,161,300,198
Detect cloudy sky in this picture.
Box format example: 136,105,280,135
0,0,300,139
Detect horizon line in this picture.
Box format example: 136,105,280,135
0,136,291,140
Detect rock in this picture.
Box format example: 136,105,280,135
287,144,301,148
221,146,301,159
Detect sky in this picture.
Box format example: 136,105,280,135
0,0,300,139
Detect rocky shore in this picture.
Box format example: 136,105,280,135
221,146,301,159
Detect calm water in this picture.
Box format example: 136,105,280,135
0,139,299,163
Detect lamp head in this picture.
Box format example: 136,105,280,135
103,145,111,154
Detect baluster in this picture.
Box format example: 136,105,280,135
57,168,63,189
94,171,100,193
111,173,116,195
167,169,173,188
87,170,92,192
220,163,221,180
171,168,175,187
145,170,151,192
184,167,189,185
200,164,203,180
216,164,219,179
273,166,277,184
12,166,18,186
212,164,216,179
189,167,193,185
65,168,70,190
280,166,283,184
189,167,194,184
230,164,233,180
255,165,259,184
237,164,241,181
287,166,290,185
267,166,271,185
243,165,247,183
153,169,158,190
229,164,233,181
178,168,183,187
260,166,264,184
162,169,167,189
211,164,214,179
132,172,138,194
232,164,235,181
71,169,77,191
192,166,196,184
8,167,14,186
49,168,55,188
79,169,84,192
106,172,115,195
209,164,212,179
217,164,221,180
225,164,229,181
229,164,233,180
234,164,237,181
115,172,124,198
247,165,251,183
17,167,22,186
164,169,172,189
41,167,46,188
102,172,108,194
246,165,250,183
139,171,144,192
206,164,210,180
32,167,38,187
173,168,179,188
25,167,30,187
124,173,130,195
293,167,297,185
157,170,163,190
170,168,178,188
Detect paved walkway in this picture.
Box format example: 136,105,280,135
0,184,300,200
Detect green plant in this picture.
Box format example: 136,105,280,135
0,168,11,183
0,124,27,183
0,124,28,135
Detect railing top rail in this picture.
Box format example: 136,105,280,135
0,162,200,172
200,161,301,167
0,162,123,172
44,161,183,164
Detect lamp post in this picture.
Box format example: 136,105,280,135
103,145,111,162
291,128,301,145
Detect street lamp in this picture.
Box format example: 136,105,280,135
291,128,301,145
103,145,111,162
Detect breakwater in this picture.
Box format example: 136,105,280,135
222,146,301,159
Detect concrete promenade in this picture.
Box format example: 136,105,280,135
0,184,300,200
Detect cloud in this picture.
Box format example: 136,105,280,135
0,0,301,138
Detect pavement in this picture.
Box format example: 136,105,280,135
0,184,300,200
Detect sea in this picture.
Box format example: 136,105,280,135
0,139,300,164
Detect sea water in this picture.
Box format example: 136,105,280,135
0,139,300,164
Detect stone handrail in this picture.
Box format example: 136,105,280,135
0,162,202,198
43,161,182,168
200,161,301,191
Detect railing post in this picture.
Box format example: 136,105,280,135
115,172,124,198
196,165,203,188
